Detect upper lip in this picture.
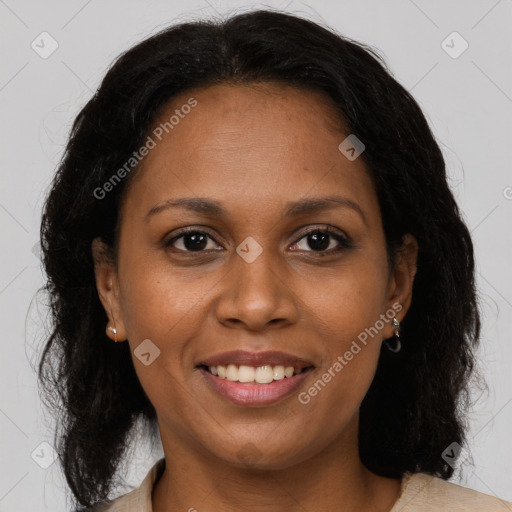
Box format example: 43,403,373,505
197,350,314,370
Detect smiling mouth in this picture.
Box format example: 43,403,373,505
198,363,314,384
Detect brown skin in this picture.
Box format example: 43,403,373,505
93,83,418,511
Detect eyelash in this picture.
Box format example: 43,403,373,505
163,226,353,256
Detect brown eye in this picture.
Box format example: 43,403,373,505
165,230,221,252
290,228,352,254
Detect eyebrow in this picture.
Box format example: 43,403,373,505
145,195,367,225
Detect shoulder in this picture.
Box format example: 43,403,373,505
391,472,512,511
77,458,166,512
79,490,141,512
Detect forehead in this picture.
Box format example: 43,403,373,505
122,82,378,222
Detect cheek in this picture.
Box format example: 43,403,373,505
117,258,217,398
298,319,383,437
298,256,387,402
118,256,212,341
117,269,203,421
302,255,389,341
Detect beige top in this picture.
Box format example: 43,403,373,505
92,458,512,511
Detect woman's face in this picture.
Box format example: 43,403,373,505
94,83,417,469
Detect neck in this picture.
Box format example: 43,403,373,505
152,416,401,512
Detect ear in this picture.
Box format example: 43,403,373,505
383,233,418,339
91,237,128,342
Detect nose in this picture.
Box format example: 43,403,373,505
215,248,300,331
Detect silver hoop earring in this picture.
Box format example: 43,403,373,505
384,317,401,353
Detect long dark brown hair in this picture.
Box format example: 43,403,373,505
38,9,480,510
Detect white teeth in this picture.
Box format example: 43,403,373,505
226,364,239,382
205,363,307,383
273,366,285,380
284,366,294,378
255,365,274,384
238,365,255,382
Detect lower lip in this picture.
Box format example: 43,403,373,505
198,367,313,406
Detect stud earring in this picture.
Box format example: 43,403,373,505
107,324,118,342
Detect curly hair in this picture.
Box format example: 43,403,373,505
37,9,480,510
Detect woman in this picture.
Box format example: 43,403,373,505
38,9,512,512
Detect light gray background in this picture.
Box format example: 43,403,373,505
1,0,511,510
